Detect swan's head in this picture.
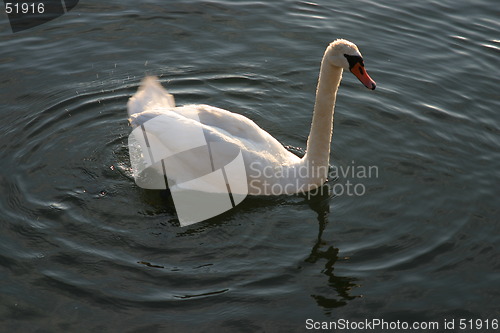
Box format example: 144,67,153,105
326,39,376,90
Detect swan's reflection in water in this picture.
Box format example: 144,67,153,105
139,182,360,312
304,184,360,311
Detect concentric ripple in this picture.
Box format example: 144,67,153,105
1,0,499,330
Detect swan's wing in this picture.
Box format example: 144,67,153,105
177,104,264,142
174,104,294,162
133,108,272,166
127,77,298,168
128,77,279,146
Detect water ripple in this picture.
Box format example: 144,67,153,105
1,0,499,329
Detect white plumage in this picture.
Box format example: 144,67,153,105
127,39,375,196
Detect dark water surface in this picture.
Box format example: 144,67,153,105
1,0,499,332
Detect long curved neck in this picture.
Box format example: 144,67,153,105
303,55,343,170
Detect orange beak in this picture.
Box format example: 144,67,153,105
350,63,376,90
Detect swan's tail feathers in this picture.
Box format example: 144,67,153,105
127,76,176,117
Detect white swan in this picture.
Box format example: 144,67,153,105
128,39,375,197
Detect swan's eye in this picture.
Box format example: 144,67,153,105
344,54,364,69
